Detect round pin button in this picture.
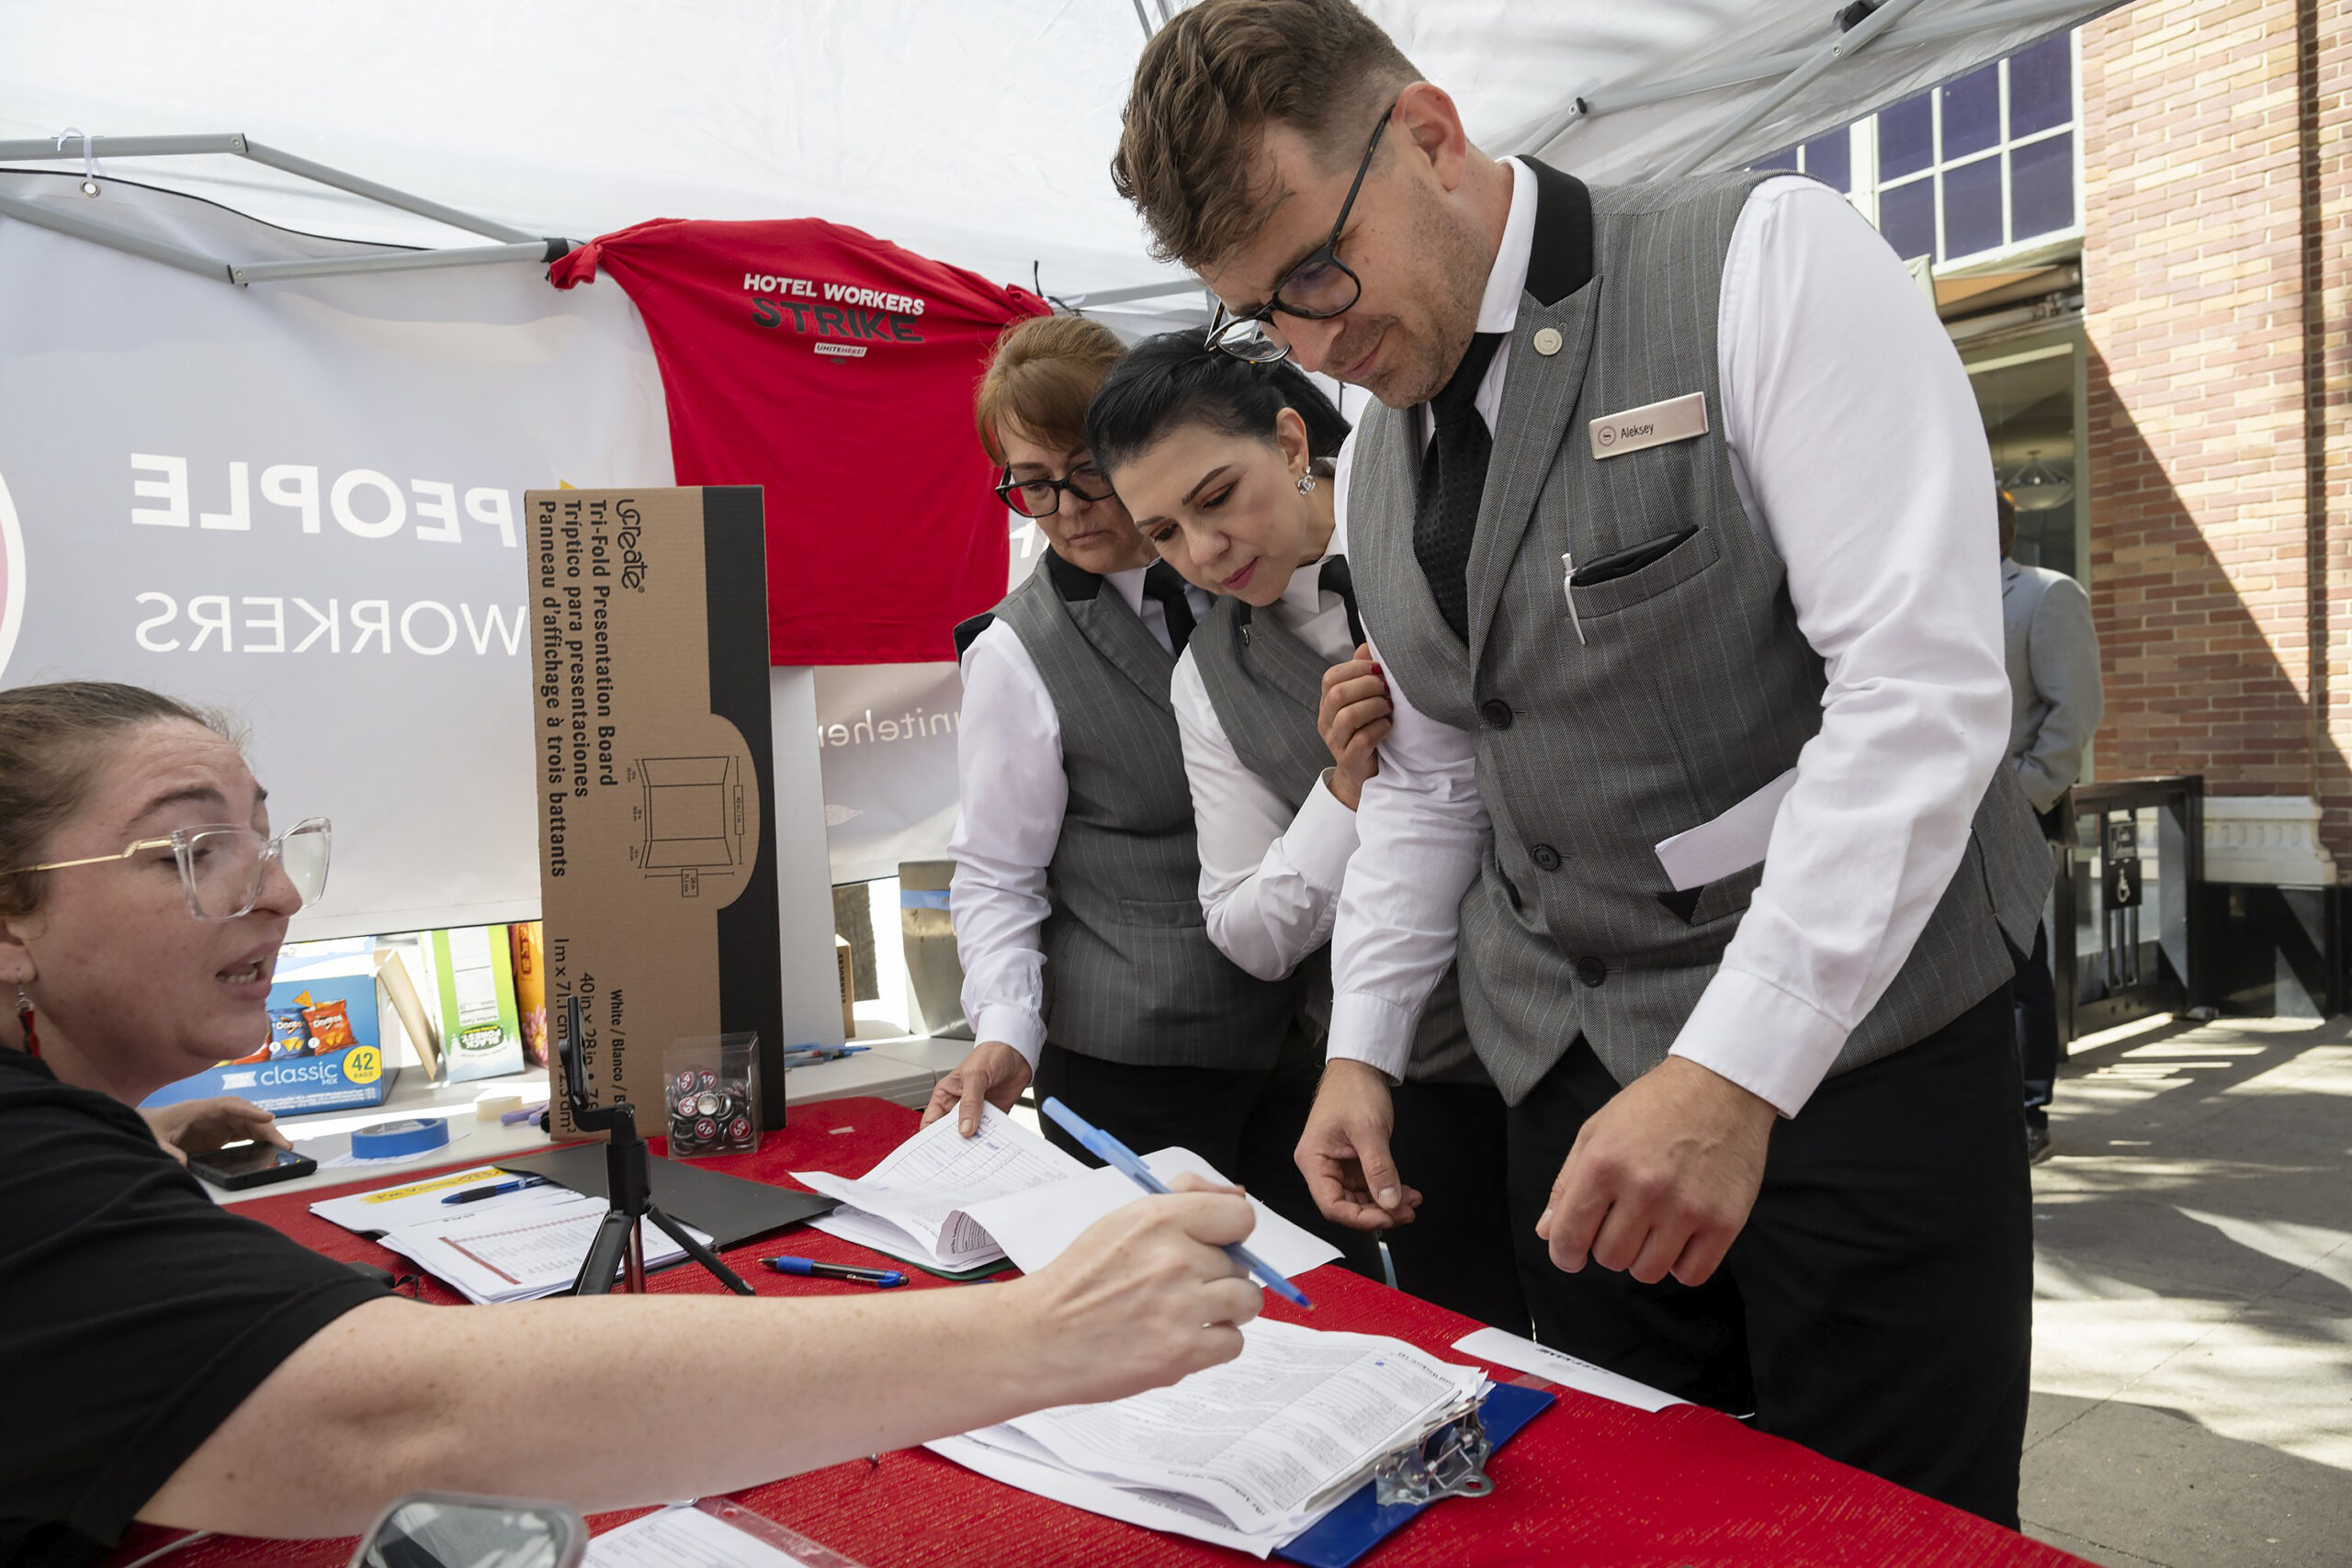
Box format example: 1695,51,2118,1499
1532,326,1564,356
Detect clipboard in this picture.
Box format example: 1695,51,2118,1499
495,1143,835,1249
1276,1382,1556,1568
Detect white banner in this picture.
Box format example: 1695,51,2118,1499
814,512,1050,884
0,172,675,939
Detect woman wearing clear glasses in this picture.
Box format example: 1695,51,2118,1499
0,680,1274,1562
922,316,1360,1265
1080,333,1525,1332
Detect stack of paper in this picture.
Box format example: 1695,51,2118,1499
378,1190,714,1303
791,1105,1089,1272
793,1106,1344,1280
311,1165,712,1303
931,1319,1490,1558
311,1165,526,1234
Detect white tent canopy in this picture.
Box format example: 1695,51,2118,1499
0,0,2115,305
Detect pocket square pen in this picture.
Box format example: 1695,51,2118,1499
1040,1097,1313,1309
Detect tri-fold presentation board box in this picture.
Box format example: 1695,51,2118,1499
526,487,786,1136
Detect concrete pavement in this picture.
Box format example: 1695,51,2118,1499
2021,1013,2352,1566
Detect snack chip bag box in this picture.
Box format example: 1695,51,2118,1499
141,939,393,1114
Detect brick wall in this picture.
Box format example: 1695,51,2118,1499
2081,0,2352,864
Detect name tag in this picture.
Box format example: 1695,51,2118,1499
1589,392,1708,459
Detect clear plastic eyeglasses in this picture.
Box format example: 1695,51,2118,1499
2,817,332,920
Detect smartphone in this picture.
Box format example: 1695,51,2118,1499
187,1142,318,1190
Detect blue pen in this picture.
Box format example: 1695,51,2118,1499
1040,1097,1313,1310
441,1177,548,1205
763,1255,909,1288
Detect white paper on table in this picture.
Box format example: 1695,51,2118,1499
310,1165,560,1235
791,1103,1086,1270
962,1146,1341,1280
382,1191,707,1303
802,1205,967,1273
999,1319,1486,1536
1653,766,1795,891
585,1505,838,1568
1452,1325,1687,1413
928,1430,1282,1559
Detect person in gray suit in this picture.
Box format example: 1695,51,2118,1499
1999,489,2104,1162
1112,0,2051,1526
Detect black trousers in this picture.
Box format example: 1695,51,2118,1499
1032,1028,1383,1280
2014,919,2060,1127
1383,1079,1532,1334
1504,985,2033,1528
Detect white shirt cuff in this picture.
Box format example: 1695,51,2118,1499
1326,992,1417,1084
1291,773,1363,887
973,1005,1047,1072
1668,966,1849,1119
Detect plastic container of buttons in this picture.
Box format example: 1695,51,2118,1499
661,1032,762,1157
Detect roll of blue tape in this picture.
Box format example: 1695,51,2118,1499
351,1117,451,1160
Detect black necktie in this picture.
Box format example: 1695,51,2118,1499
1141,559,1197,657
1412,332,1505,642
1317,555,1366,649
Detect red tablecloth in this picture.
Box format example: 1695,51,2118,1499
115,1098,2085,1568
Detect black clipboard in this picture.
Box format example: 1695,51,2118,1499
496,1143,836,1250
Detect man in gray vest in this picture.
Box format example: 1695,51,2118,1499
2000,489,2104,1162
1114,0,2051,1526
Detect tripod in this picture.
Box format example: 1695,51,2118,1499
559,993,753,1297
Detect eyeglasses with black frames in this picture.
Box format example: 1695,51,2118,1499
995,462,1117,519
1206,97,1398,365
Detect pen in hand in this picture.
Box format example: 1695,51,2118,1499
1039,1097,1313,1311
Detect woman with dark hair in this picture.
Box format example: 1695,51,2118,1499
1086,333,1528,1330
923,317,1353,1265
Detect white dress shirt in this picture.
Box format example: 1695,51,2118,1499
1169,553,1362,981
947,563,1214,1069
1329,163,2011,1118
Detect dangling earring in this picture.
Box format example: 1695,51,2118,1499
15,987,37,1059
1295,473,1318,495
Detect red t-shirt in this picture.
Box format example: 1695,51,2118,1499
552,220,1046,665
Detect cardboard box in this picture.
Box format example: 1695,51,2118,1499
527,487,785,1135
143,938,395,1115
431,925,526,1082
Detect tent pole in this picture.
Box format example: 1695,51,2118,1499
233,241,560,284
1065,276,1203,307
237,139,539,245
1516,0,2115,160
0,187,231,283
1655,0,1939,180
0,134,571,286
0,133,245,160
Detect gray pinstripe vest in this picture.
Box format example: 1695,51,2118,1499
1348,162,2051,1106
986,553,1298,1070
1189,592,1486,1085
